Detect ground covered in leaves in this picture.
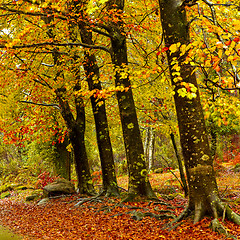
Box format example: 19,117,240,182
0,167,239,240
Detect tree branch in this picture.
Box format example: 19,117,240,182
19,100,60,109
1,41,111,53
0,6,67,20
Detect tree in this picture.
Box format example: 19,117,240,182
0,1,96,195
72,0,119,196
103,0,157,200
43,6,96,195
159,0,240,230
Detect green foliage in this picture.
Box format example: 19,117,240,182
0,136,61,187
202,93,240,136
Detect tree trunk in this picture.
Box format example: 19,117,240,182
159,0,240,225
148,128,155,171
53,136,71,180
107,0,157,200
210,127,217,158
144,127,155,171
55,87,95,195
170,133,188,197
78,18,119,196
41,8,93,193
144,127,150,163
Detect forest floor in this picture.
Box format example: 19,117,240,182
0,163,239,240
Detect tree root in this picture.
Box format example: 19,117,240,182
95,184,121,197
121,193,139,203
209,219,228,235
163,206,192,230
129,210,176,221
210,219,237,240
73,195,103,207
216,201,240,225
121,191,159,203
149,200,172,207
162,198,240,239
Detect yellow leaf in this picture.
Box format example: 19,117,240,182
169,43,179,54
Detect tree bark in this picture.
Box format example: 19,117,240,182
55,87,95,195
106,0,157,200
53,136,71,180
77,17,119,196
210,127,217,158
42,11,94,195
148,128,155,171
144,127,155,171
159,0,240,225
170,133,188,197
144,127,150,163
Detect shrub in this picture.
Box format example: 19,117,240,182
35,171,58,189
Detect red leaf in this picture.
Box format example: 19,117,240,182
161,46,169,52
233,37,240,43
225,40,231,46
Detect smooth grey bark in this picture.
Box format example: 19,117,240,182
144,127,155,171
144,127,150,162
148,128,155,171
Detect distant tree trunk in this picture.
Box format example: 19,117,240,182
159,0,240,226
148,128,155,171
144,127,150,162
44,10,95,195
55,86,95,195
41,11,92,191
107,0,157,200
170,133,188,197
78,17,119,196
53,136,71,180
210,127,217,158
144,127,155,171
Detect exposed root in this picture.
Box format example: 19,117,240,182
149,200,172,207
96,184,121,197
129,210,176,221
163,198,240,238
121,193,138,203
209,218,237,239
216,201,240,225
74,195,103,207
209,218,228,235
104,187,120,197
118,186,128,192
193,201,205,224
163,206,192,230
